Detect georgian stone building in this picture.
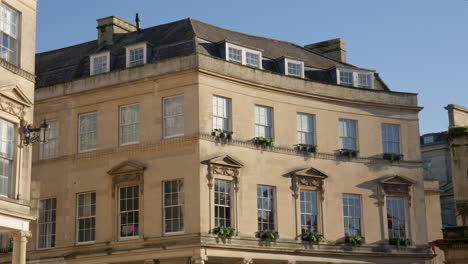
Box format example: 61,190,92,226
0,0,38,263
1,16,441,263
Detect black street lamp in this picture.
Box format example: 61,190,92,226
21,120,49,146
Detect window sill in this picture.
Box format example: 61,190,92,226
76,241,95,246
163,134,184,139
118,236,140,241
163,231,185,236
119,141,139,147
78,148,97,153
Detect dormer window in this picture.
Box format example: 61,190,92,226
284,58,304,78
337,68,374,89
224,42,262,68
90,52,110,75
126,43,149,67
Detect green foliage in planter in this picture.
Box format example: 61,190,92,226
212,129,234,143
345,235,364,247
446,126,468,141
213,226,236,239
339,148,359,159
256,230,279,241
382,153,404,162
297,144,318,154
254,137,274,148
389,237,411,249
300,231,324,244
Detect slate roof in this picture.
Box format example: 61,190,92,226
36,18,389,90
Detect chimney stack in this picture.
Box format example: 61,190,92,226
96,16,137,45
304,38,346,63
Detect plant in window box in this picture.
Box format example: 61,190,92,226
255,230,279,242
345,235,364,247
300,231,324,244
211,129,234,143
297,144,318,155
389,237,411,249
382,153,403,162
339,148,359,159
213,226,236,240
254,137,274,148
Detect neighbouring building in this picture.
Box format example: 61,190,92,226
433,104,468,264
0,16,441,263
0,0,38,263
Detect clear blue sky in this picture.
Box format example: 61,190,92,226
36,0,467,134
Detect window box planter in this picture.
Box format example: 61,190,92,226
296,144,318,154
211,129,233,143
339,148,359,159
300,231,324,244
382,153,403,162
255,230,279,241
254,137,274,148
213,226,236,239
389,237,411,249
345,235,364,246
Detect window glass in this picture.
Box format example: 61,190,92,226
79,113,97,152
129,47,144,67
77,192,96,243
300,190,318,233
119,186,139,238
163,179,184,233
38,198,56,248
386,197,406,239
163,96,184,137
343,194,361,236
257,185,275,231
246,52,260,67
40,120,59,159
297,113,314,145
340,71,353,86
92,55,108,75
0,3,18,64
381,124,400,153
255,105,272,139
212,96,230,131
339,119,357,150
287,62,302,77
0,119,14,197
120,105,139,145
214,179,231,227
228,47,242,63
358,73,371,88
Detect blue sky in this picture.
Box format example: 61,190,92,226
36,0,467,134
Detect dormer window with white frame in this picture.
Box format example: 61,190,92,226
337,68,374,89
284,58,304,78
90,52,110,75
225,42,262,69
126,43,148,67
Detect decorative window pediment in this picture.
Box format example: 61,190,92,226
379,175,414,205
206,154,243,189
290,167,328,198
107,161,146,197
0,84,32,118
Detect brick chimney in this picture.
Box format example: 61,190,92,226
304,38,346,63
97,16,137,45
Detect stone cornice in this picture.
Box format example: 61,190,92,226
0,58,35,82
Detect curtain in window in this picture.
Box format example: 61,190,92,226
0,119,14,197
255,106,272,138
163,96,184,137
297,114,314,144
339,120,357,150
382,124,400,153
79,113,97,151
120,105,139,144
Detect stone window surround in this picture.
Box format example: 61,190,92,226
284,58,304,78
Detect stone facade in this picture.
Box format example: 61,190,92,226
1,16,441,264
0,0,38,263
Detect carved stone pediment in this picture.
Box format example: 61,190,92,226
108,161,146,197
0,84,32,118
290,167,328,198
379,175,414,205
206,154,243,189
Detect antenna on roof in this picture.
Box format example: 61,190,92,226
135,13,140,31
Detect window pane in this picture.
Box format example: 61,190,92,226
342,194,361,236
386,197,406,239
212,96,231,130
287,62,302,77
38,198,56,248
381,124,400,153
255,106,272,138
120,105,139,144
339,119,357,150
257,185,275,231
163,179,184,233
79,113,97,151
228,47,242,63
119,186,139,237
300,190,318,233
93,55,108,74
246,52,260,67
128,47,145,66
297,113,314,144
163,96,184,137
214,179,231,227
0,119,14,197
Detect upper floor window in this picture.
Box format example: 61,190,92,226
386,196,406,240
287,62,303,77
77,192,96,243
163,179,184,233
300,190,318,233
0,3,18,65
297,113,314,145
40,120,59,160
0,119,15,197
225,42,262,68
79,112,97,152
90,53,109,75
337,68,374,89
163,96,184,138
381,124,400,154
255,105,272,139
214,179,231,227
257,185,275,231
38,198,56,249
120,104,139,145
343,194,361,236
119,186,139,238
212,96,231,131
339,119,357,150
126,43,148,67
